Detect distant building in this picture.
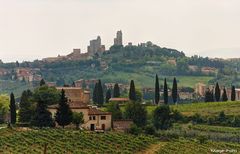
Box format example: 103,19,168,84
226,88,240,101
15,68,42,82
113,120,133,132
87,36,105,55
201,67,217,75
127,42,133,46
46,82,57,87
74,79,98,89
56,87,90,104
42,49,90,63
104,83,129,91
114,30,123,46
195,83,207,96
109,98,129,104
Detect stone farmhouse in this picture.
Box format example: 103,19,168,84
48,87,112,131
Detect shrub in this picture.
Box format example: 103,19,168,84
153,105,172,130
171,110,184,122
197,135,208,144
129,124,142,135
232,116,240,127
144,124,156,135
191,113,205,124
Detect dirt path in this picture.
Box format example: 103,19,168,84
137,142,167,154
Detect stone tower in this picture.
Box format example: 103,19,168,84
114,30,123,46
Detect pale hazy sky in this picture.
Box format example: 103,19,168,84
1,0,240,62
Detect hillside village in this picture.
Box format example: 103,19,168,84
1,31,240,153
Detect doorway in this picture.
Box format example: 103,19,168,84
90,124,95,131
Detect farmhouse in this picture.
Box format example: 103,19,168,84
48,87,112,131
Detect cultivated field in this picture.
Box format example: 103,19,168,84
156,139,240,154
146,101,240,116
0,128,156,154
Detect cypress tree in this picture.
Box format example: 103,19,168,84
231,86,236,101
172,77,178,104
215,82,221,102
19,90,33,123
204,88,211,102
155,74,160,104
222,88,228,102
129,80,137,101
55,89,73,128
105,89,112,103
9,93,16,124
113,83,120,98
97,80,104,106
163,78,168,104
31,101,54,128
40,79,46,86
93,83,98,104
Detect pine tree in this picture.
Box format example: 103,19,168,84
31,101,54,128
105,89,112,103
40,79,46,86
163,78,168,104
9,93,16,124
55,89,73,128
129,80,136,101
215,82,221,102
19,90,33,123
93,83,98,104
97,80,104,106
113,83,120,98
231,86,236,101
155,74,160,104
222,88,228,102
172,77,178,104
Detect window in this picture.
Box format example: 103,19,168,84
93,116,96,120
89,116,92,120
101,116,106,120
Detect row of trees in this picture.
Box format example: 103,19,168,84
155,75,178,105
205,82,236,102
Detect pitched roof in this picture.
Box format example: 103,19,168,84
88,107,111,115
48,102,89,109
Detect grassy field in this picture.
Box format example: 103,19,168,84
146,101,240,116
0,128,156,154
156,138,240,154
101,72,213,88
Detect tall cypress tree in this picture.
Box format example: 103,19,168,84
105,89,112,103
9,93,16,124
19,90,33,123
97,80,104,106
172,77,178,104
113,83,120,98
55,89,73,128
215,82,221,102
40,79,46,86
155,74,160,104
231,86,236,101
222,88,228,102
129,80,136,101
93,83,98,104
163,78,168,105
